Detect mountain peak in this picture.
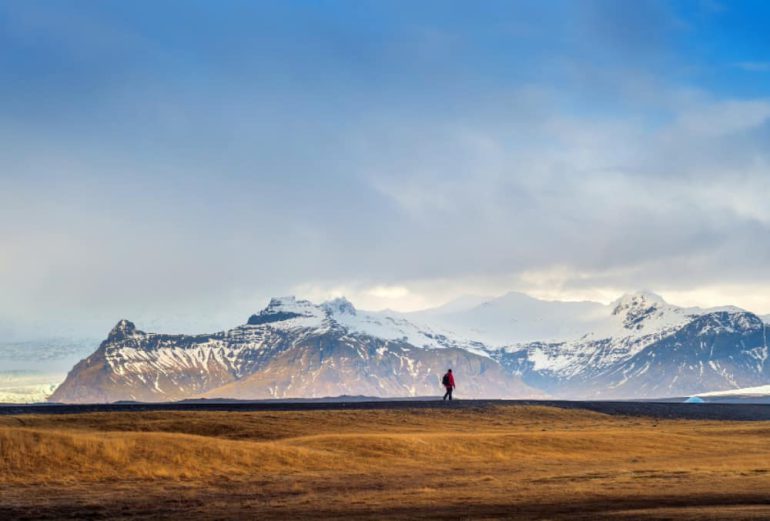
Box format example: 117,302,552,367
322,297,356,316
246,296,319,326
262,296,320,314
611,290,666,309
266,295,301,308
609,291,679,332
108,319,137,340
486,291,541,306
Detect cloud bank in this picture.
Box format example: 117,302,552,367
2,0,770,337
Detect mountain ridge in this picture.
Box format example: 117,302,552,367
49,297,535,403
48,291,770,403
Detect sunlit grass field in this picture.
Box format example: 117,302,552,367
3,405,770,519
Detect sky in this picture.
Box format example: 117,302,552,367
3,0,770,338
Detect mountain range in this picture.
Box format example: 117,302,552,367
50,297,535,403
49,291,770,403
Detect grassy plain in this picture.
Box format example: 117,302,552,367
2,405,770,519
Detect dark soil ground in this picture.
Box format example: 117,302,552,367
5,398,770,421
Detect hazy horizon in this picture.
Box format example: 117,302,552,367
1,287,765,343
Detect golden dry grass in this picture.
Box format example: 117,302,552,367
2,405,770,519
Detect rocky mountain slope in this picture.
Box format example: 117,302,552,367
50,297,536,403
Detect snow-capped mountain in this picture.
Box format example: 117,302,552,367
50,297,535,403
497,292,698,378
50,291,770,402
493,292,770,398
606,311,768,398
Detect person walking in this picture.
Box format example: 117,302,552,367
442,369,455,400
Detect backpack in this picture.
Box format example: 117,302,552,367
442,374,450,386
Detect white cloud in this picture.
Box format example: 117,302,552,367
674,99,770,137
4,1,770,337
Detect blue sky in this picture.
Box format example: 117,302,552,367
3,0,770,338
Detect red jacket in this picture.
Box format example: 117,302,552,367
444,372,455,388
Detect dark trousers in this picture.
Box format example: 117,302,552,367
443,386,453,400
